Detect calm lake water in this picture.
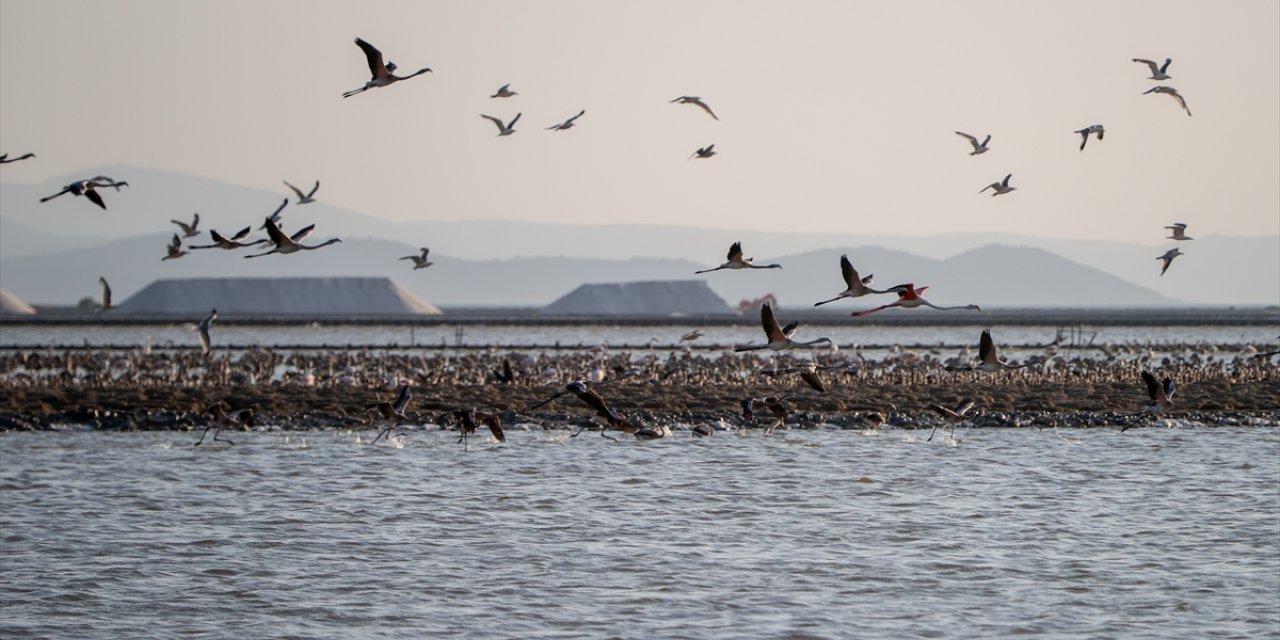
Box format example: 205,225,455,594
2,427,1277,639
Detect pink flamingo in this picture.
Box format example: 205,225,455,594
851,284,980,317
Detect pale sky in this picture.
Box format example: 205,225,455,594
1,0,1277,245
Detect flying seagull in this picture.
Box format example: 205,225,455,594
547,110,586,131
1132,57,1173,80
1165,223,1193,241
1157,248,1184,276
954,131,991,155
979,173,1016,196
691,144,717,159
490,83,517,98
1074,124,1105,151
670,96,719,120
1143,86,1192,116
283,180,319,204
171,213,200,238
400,247,434,270
162,233,188,261
481,112,521,136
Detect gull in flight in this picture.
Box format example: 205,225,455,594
955,131,991,155
40,176,128,210
162,233,188,261
547,110,585,131
98,276,113,312
1074,124,1105,151
257,198,288,230
979,173,1016,196
695,242,781,274
670,96,718,120
342,37,432,98
734,303,831,352
1165,223,1193,241
1157,248,1183,276
0,152,35,164
481,113,521,136
490,83,517,98
851,284,981,317
195,308,217,355
283,180,319,205
1143,86,1192,116
1132,57,1173,80
400,247,434,270
171,213,200,238
813,254,890,306
691,144,717,159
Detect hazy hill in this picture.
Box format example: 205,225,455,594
2,165,1275,305
0,233,1171,308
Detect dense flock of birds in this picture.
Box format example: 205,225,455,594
1,39,1257,444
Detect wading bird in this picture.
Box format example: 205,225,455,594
1075,124,1105,151
1122,371,1175,431
245,218,342,258
257,198,288,230
453,408,506,449
189,226,268,250
741,396,791,433
368,382,413,444
690,144,717,159
40,176,127,210
980,173,1016,196
670,96,718,120
1143,86,1192,116
546,110,585,131
490,83,517,98
342,37,432,98
195,402,253,446
162,234,188,261
532,381,636,438
1157,248,1184,276
946,330,1031,371
1165,223,1193,241
0,152,36,164
1132,57,1173,80
735,303,832,352
813,254,890,306
283,180,319,204
171,213,200,238
195,309,217,355
851,284,981,317
927,399,975,442
98,277,113,312
955,131,991,155
695,242,781,274
400,247,434,270
481,113,521,136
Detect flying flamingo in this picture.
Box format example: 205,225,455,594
0,152,36,164
850,284,981,317
162,234,188,261
453,408,506,450
245,218,342,258
1165,223,1193,241
1143,86,1191,116
1157,248,1183,276
481,113,521,136
813,254,890,306
195,402,253,446
531,380,637,438
735,303,831,352
283,180,320,204
400,247,434,269
945,330,1031,371
740,396,792,434
670,96,719,120
979,173,1016,196
342,37,432,98
927,399,975,442
189,226,268,250
368,382,413,444
1075,124,1105,151
1121,371,1175,431
546,110,585,131
955,131,990,155
171,213,200,238
695,242,781,274
40,176,128,210
1133,57,1172,80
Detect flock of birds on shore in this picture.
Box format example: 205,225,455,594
0,39,1241,444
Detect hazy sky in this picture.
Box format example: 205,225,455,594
1,0,1277,245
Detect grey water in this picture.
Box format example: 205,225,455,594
2,427,1278,639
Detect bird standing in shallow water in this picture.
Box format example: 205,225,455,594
342,37,432,98
195,402,252,446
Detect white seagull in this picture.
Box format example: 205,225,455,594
400,247,434,270
1157,248,1184,276
670,96,718,120
195,309,217,354
1132,57,1173,80
1165,223,1193,241
979,173,1016,196
1075,124,1105,151
98,276,113,312
342,37,432,98
1143,86,1192,116
547,110,585,131
481,113,521,136
283,180,320,204
955,131,991,155
171,213,200,238
491,83,517,98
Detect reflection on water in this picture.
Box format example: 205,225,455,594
2,428,1277,639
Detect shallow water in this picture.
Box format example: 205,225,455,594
2,428,1278,639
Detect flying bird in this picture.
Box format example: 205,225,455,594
400,247,434,270
927,399,976,442
40,176,127,210
481,113,521,136
490,83,517,98
195,402,252,447
546,110,585,131
691,144,717,159
0,152,36,164
171,213,200,238
257,198,288,230
532,381,636,437
1132,57,1173,80
1122,371,1176,431
680,329,705,342
954,131,991,155
162,233,188,261
368,382,413,444
453,408,506,449
245,218,342,258
283,180,320,204
741,396,792,433
1143,86,1192,116
1074,124,1105,151
189,226,268,250
1165,223,1193,241
813,254,890,306
670,96,718,120
98,277,113,312
762,361,828,393
734,303,832,352
1157,248,1184,276
695,242,781,274
979,173,1016,196
195,308,217,355
342,37,432,98
945,330,1031,372
851,284,981,317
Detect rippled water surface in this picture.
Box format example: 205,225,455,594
2,428,1278,639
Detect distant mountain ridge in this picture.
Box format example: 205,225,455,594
2,164,1276,305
